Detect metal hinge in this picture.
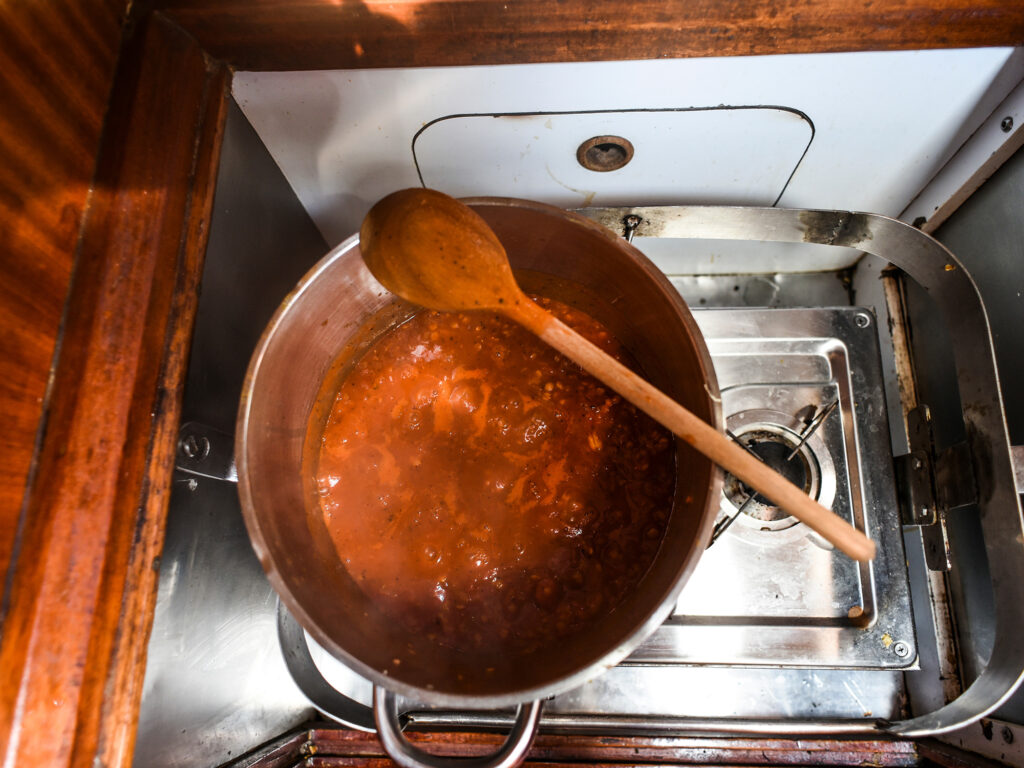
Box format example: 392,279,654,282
176,421,238,483
1013,445,1024,495
894,405,977,571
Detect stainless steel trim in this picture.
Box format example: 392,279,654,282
941,716,1024,765
404,711,885,737
577,205,1024,736
375,689,542,768
277,602,376,732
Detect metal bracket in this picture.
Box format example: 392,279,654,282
176,421,238,483
935,441,979,513
893,406,978,572
1013,445,1024,495
895,450,936,526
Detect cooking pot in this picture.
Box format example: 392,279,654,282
236,197,722,768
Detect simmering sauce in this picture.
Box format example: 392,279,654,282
315,298,675,654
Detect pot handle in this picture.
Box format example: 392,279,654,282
373,686,542,768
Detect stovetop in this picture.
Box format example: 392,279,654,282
281,305,914,735
140,302,917,768
132,104,1024,768
637,306,914,670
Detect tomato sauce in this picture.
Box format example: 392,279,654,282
315,298,675,654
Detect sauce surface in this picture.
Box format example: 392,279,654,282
315,298,675,654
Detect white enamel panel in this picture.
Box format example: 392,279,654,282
234,48,1024,274
414,108,811,208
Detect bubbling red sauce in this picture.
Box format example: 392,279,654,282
315,298,675,654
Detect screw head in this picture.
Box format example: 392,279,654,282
893,641,910,658
1001,116,1014,133
854,312,871,328
181,434,210,460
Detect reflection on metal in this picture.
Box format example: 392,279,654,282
401,663,905,730
278,603,376,732
300,637,907,729
669,273,852,309
578,205,1024,736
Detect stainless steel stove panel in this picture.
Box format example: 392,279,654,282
630,307,915,669
139,178,1024,762
298,606,907,726
293,306,917,734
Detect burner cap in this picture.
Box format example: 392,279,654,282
748,440,808,504
723,429,815,523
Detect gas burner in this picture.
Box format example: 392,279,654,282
708,403,835,548
711,404,837,543
722,427,817,524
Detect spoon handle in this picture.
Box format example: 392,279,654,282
508,299,876,563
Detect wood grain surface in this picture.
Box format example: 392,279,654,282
240,726,921,767
155,0,1024,71
0,12,228,768
0,0,125,610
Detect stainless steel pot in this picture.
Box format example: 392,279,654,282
236,197,723,768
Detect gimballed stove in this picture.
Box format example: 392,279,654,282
284,305,914,734
133,105,1024,768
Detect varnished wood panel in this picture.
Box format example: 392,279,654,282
155,0,1024,71
0,0,124,609
0,12,228,768
239,727,920,767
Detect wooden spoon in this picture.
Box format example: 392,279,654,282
360,188,876,562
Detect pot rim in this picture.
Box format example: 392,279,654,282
236,196,724,708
